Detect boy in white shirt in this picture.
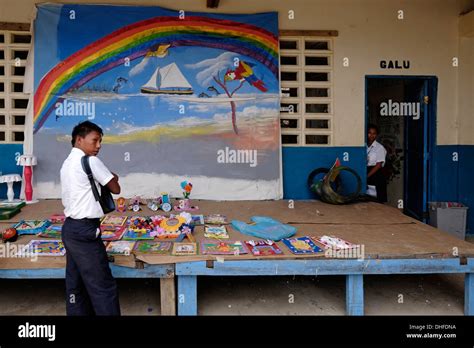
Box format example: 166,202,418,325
60,121,121,315
366,124,388,203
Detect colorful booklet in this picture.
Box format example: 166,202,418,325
19,239,66,257
312,235,355,250
134,241,172,254
204,225,229,239
200,240,248,255
122,229,155,241
282,236,322,255
100,226,126,241
37,225,62,238
245,240,283,256
14,220,51,235
101,215,128,229
191,214,205,225
204,214,228,225
106,241,136,255
172,242,197,256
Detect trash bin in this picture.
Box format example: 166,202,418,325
428,202,468,240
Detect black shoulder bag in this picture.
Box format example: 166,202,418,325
81,155,116,214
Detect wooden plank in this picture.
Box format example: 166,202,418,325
175,258,474,276
177,275,197,315
346,274,364,315
0,22,30,31
280,29,338,37
160,277,176,315
465,273,474,315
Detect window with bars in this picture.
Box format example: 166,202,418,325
0,29,31,143
279,37,333,146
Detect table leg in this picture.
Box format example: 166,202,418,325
465,273,474,315
160,277,176,316
346,274,364,315
177,275,197,316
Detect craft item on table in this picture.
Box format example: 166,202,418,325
156,212,193,239
160,193,172,212
174,181,199,211
49,214,65,224
100,226,126,241
128,197,142,212
116,197,127,213
1,227,18,243
0,201,25,208
13,220,51,235
282,236,322,255
17,154,38,204
128,216,155,233
204,214,228,225
204,225,229,239
18,240,66,257
37,225,62,238
101,215,128,229
245,239,283,256
134,241,172,254
147,198,160,212
0,205,23,220
106,241,136,255
200,240,249,255
0,174,22,202
312,235,355,250
231,216,296,241
172,242,197,256
122,228,154,241
191,214,204,225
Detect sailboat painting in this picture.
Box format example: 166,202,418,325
33,4,281,200
141,63,194,95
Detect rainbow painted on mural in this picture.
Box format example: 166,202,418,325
33,15,279,133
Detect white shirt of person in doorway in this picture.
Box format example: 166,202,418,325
367,140,387,167
60,147,114,221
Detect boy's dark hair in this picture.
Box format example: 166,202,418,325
367,123,379,134
71,121,103,146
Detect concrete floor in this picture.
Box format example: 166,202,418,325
0,273,465,315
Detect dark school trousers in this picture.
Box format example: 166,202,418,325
61,217,120,316
367,166,388,203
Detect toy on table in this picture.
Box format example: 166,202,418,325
106,241,136,255
282,236,322,255
13,220,51,235
134,241,172,255
245,239,283,256
101,215,128,229
37,225,62,238
18,240,66,257
49,214,65,224
312,235,355,250
172,242,197,256
1,227,18,243
160,193,172,212
17,154,38,204
100,226,126,241
0,174,22,202
204,214,228,225
174,181,199,212
147,198,160,212
200,240,248,255
116,197,127,213
155,212,193,239
204,225,229,239
128,197,142,212
191,214,204,225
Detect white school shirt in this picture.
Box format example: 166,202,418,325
367,140,387,167
60,147,114,219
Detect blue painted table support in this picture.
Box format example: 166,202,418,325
465,273,474,315
346,274,364,316
175,258,474,316
0,264,176,315
177,275,197,316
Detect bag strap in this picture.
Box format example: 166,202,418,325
81,155,101,203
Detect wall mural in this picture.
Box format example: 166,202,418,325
33,4,281,200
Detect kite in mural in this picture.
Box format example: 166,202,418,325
33,4,281,200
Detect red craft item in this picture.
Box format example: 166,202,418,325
2,227,18,243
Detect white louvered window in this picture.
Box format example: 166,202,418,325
279,37,333,146
0,29,31,143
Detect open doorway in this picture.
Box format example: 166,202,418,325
365,76,437,221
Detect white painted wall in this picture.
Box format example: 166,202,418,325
2,0,473,145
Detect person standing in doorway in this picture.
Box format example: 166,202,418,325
367,124,388,203
60,121,121,315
